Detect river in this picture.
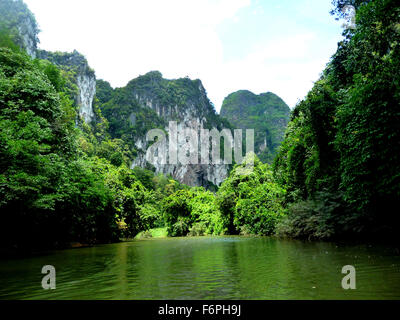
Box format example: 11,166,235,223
0,236,399,299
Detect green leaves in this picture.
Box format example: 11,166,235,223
217,155,286,236
273,0,400,239
161,187,226,237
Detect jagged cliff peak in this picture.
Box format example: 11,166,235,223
121,72,219,127
97,72,232,188
38,50,95,75
38,49,97,123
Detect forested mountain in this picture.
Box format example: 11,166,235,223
220,90,290,163
96,71,233,188
37,50,97,123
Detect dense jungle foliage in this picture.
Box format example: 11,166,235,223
0,45,164,250
0,0,399,252
273,0,400,240
0,42,285,250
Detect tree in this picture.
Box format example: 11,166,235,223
218,154,286,235
274,0,400,239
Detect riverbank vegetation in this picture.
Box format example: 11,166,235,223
1,0,399,252
273,0,400,240
0,45,163,250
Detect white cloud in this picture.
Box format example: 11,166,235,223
24,0,339,111
204,32,330,109
25,0,248,102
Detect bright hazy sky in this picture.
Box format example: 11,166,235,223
24,0,344,111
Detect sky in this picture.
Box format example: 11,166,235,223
24,0,345,111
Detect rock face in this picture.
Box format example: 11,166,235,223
220,90,290,163
1,1,96,123
76,74,96,123
99,71,232,188
16,15,37,58
129,71,231,188
131,120,229,187
38,50,97,123
0,0,39,58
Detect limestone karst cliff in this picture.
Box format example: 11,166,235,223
97,71,233,188
0,0,39,58
220,90,290,163
1,1,97,124
37,50,97,123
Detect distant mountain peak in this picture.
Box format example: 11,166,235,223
220,89,290,163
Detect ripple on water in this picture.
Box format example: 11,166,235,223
0,236,399,299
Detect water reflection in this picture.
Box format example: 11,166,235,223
0,237,399,299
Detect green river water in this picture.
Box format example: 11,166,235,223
0,236,399,300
